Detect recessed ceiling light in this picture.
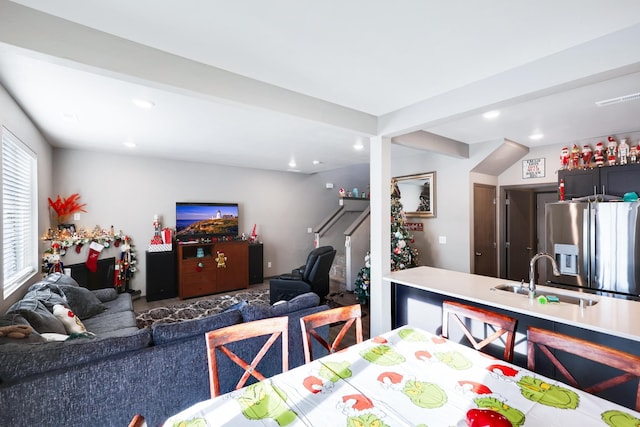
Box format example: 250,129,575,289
288,160,296,168
482,110,500,119
312,160,323,165
123,141,136,148
353,142,364,150
131,98,156,109
529,133,544,140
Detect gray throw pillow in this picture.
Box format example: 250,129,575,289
59,285,106,319
7,299,66,334
92,288,118,302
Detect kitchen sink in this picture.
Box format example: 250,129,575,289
491,283,598,307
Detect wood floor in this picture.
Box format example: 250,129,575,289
133,279,370,343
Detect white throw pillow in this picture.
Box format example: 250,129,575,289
53,304,87,334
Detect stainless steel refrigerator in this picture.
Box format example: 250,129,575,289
545,201,640,296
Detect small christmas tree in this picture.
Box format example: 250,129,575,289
353,252,371,304
353,180,419,303
391,179,419,271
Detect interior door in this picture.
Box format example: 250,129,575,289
473,184,497,277
505,189,535,282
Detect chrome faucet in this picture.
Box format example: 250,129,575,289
529,253,561,299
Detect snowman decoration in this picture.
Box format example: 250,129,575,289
618,139,630,165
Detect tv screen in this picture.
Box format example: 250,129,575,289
175,202,239,242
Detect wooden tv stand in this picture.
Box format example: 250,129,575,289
177,240,249,299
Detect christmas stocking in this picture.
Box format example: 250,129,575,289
86,241,104,272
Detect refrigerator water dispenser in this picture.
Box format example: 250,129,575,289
554,243,578,276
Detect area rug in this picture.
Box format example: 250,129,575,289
135,288,270,329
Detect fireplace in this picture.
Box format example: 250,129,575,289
67,257,116,290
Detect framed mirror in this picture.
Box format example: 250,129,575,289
393,172,436,217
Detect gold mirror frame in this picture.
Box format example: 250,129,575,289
393,172,436,217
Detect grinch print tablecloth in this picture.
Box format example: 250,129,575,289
163,326,640,427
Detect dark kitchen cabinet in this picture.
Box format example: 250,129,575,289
558,164,640,199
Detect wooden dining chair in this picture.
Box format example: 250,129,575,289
442,300,517,362
300,304,363,363
205,316,289,398
128,414,145,427
527,326,640,410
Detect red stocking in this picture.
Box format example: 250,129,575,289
86,242,104,272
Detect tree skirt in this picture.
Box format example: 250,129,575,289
135,289,270,329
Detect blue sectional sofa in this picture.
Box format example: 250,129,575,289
0,273,329,426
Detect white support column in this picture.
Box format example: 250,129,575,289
369,135,392,336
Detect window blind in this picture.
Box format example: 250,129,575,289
2,127,37,297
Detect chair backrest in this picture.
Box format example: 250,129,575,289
205,316,289,398
301,246,335,282
442,300,517,362
527,326,640,410
300,304,363,363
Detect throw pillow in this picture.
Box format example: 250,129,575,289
0,313,45,344
53,304,87,334
7,299,66,334
91,288,118,302
59,285,106,319
240,292,320,322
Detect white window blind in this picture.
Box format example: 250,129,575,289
2,127,37,297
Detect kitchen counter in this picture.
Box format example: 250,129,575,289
385,266,640,343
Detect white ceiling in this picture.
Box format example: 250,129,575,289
0,0,639,173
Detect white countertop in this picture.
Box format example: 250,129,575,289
385,266,640,343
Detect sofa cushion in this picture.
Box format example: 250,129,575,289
82,310,137,335
0,327,152,383
93,293,133,316
58,285,106,319
151,309,242,345
6,299,66,335
240,292,320,322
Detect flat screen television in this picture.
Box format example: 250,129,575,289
175,202,239,242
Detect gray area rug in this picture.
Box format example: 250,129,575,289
135,288,270,329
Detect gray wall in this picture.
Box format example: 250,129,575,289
0,84,53,311
52,148,369,295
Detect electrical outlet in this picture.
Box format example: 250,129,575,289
267,261,272,268
438,236,447,244
307,227,313,233
73,213,81,221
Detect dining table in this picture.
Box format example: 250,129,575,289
163,325,640,426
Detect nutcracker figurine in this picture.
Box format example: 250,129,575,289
594,141,605,167
150,214,163,245
581,144,593,169
631,144,639,164
606,136,617,166
618,139,630,165
570,144,581,170
560,146,570,170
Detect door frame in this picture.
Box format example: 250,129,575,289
498,183,556,279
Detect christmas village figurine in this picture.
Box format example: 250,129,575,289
594,141,605,167
618,139,630,165
560,146,570,170
581,144,593,168
607,136,618,166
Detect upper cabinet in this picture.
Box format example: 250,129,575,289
559,164,640,199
